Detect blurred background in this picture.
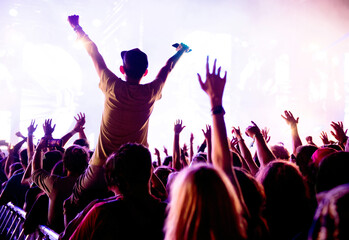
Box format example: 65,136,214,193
1,0,349,156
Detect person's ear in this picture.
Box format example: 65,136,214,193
120,66,125,75
143,69,148,77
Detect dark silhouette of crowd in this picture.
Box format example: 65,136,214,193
0,14,349,240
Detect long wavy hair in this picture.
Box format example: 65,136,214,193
165,164,246,240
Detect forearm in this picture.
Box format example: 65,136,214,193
238,140,259,175
61,130,78,147
79,129,87,140
207,139,212,164
74,26,106,77
172,134,181,171
27,134,34,161
290,126,302,155
156,49,186,80
189,141,194,163
32,149,43,172
255,134,276,167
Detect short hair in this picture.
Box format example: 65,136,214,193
43,150,63,172
163,156,173,166
73,138,90,149
121,48,148,79
104,143,152,194
63,145,88,175
270,144,290,160
165,164,246,240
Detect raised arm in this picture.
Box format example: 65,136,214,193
245,121,276,168
154,148,161,167
68,15,107,78
282,110,302,155
330,121,348,150
156,43,190,82
197,57,244,203
32,138,47,173
172,120,185,171
43,119,55,140
189,133,194,163
27,120,38,162
232,126,259,175
202,124,212,164
61,113,87,147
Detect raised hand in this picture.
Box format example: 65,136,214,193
232,126,242,140
305,136,316,146
281,110,299,128
163,146,168,156
15,131,26,139
73,112,86,132
43,119,56,137
230,137,239,151
68,15,80,28
320,131,329,145
198,57,227,107
154,148,160,158
261,127,271,143
190,133,194,143
36,137,48,151
202,124,212,141
330,121,348,144
174,119,185,134
28,120,38,136
245,121,262,139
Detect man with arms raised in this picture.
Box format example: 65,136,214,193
64,15,189,222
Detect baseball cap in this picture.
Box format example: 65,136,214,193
121,48,148,78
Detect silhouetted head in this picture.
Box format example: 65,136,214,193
154,166,175,187
165,164,246,240
19,149,28,167
311,147,337,167
43,150,63,172
104,143,152,195
295,145,318,176
120,48,148,80
257,160,313,239
190,152,207,166
73,138,90,149
63,145,88,175
163,156,173,167
316,151,349,193
270,144,290,161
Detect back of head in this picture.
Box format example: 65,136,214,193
316,151,349,193
104,143,152,194
63,145,89,175
73,138,90,149
163,156,173,167
165,164,246,240
19,149,28,167
270,144,290,161
295,145,318,176
257,160,314,239
121,48,148,80
43,150,63,172
309,183,349,240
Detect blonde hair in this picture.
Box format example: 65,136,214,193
165,164,246,240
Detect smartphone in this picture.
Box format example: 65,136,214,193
47,139,62,148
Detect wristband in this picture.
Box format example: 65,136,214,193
211,105,225,115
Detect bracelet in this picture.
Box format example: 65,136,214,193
211,105,225,115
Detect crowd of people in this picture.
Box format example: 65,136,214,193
0,14,348,240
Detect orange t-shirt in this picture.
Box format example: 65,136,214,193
90,68,165,166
